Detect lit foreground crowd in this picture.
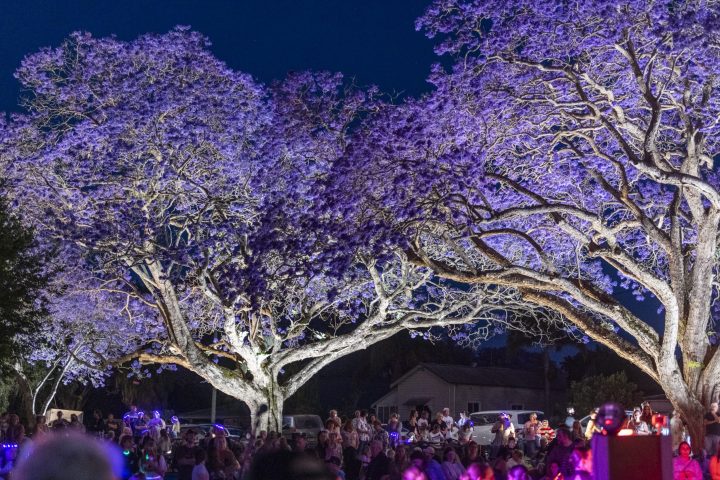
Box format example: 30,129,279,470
1,403,719,480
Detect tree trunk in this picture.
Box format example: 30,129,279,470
665,386,706,455
247,388,284,434
543,349,552,415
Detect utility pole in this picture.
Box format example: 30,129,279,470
211,387,217,423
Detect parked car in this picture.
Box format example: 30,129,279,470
469,410,544,445
179,423,246,441
282,414,324,446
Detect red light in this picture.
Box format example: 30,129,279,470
604,419,612,425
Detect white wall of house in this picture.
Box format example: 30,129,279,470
374,366,553,421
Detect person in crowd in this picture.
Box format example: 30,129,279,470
33,415,49,437
538,419,555,442
433,412,445,429
139,437,167,479
508,449,529,470
404,465,429,480
341,419,359,451
584,409,601,440
544,427,574,479
355,410,371,452
446,423,460,443
710,443,720,480
408,410,419,435
459,423,473,445
106,413,121,437
417,425,430,443
570,421,584,444
462,442,481,467
372,420,389,449
135,412,149,436
291,432,308,453
366,439,393,480
628,408,651,436
325,419,341,436
490,413,514,458
157,429,171,457
429,423,444,445
423,446,445,480
491,448,510,480
671,411,687,452
207,434,240,479
461,462,494,480
568,446,592,480
673,441,703,480
326,410,342,429
88,409,106,436
0,443,18,479
564,408,576,429
316,430,329,460
171,416,181,439
246,449,336,480
13,433,118,480
457,412,470,428
51,410,69,430
388,416,403,448
325,431,343,463
442,446,466,480
0,413,8,442
507,464,530,480
173,429,202,480
418,411,430,429
706,402,720,458
192,448,210,480
640,402,654,426
70,413,85,432
441,409,454,429
124,405,141,434
344,446,362,480
523,413,540,457
395,444,410,472
540,461,561,480
147,411,165,440
120,434,140,480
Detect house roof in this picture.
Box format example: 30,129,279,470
391,363,565,391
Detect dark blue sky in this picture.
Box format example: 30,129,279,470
0,0,436,113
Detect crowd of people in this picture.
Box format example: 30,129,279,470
1,402,720,480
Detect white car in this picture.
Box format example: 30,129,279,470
469,410,544,446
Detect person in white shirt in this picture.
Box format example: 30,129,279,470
192,449,210,480
429,423,444,445
417,411,429,428
442,408,454,430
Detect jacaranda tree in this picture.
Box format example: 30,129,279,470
5,28,515,431
342,0,720,447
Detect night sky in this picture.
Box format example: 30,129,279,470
0,0,436,113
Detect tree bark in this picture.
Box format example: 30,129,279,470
247,387,284,434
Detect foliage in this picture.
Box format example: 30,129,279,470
0,188,49,366
569,371,643,419
324,0,720,448
3,28,516,430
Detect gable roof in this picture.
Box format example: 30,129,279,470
391,363,564,391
